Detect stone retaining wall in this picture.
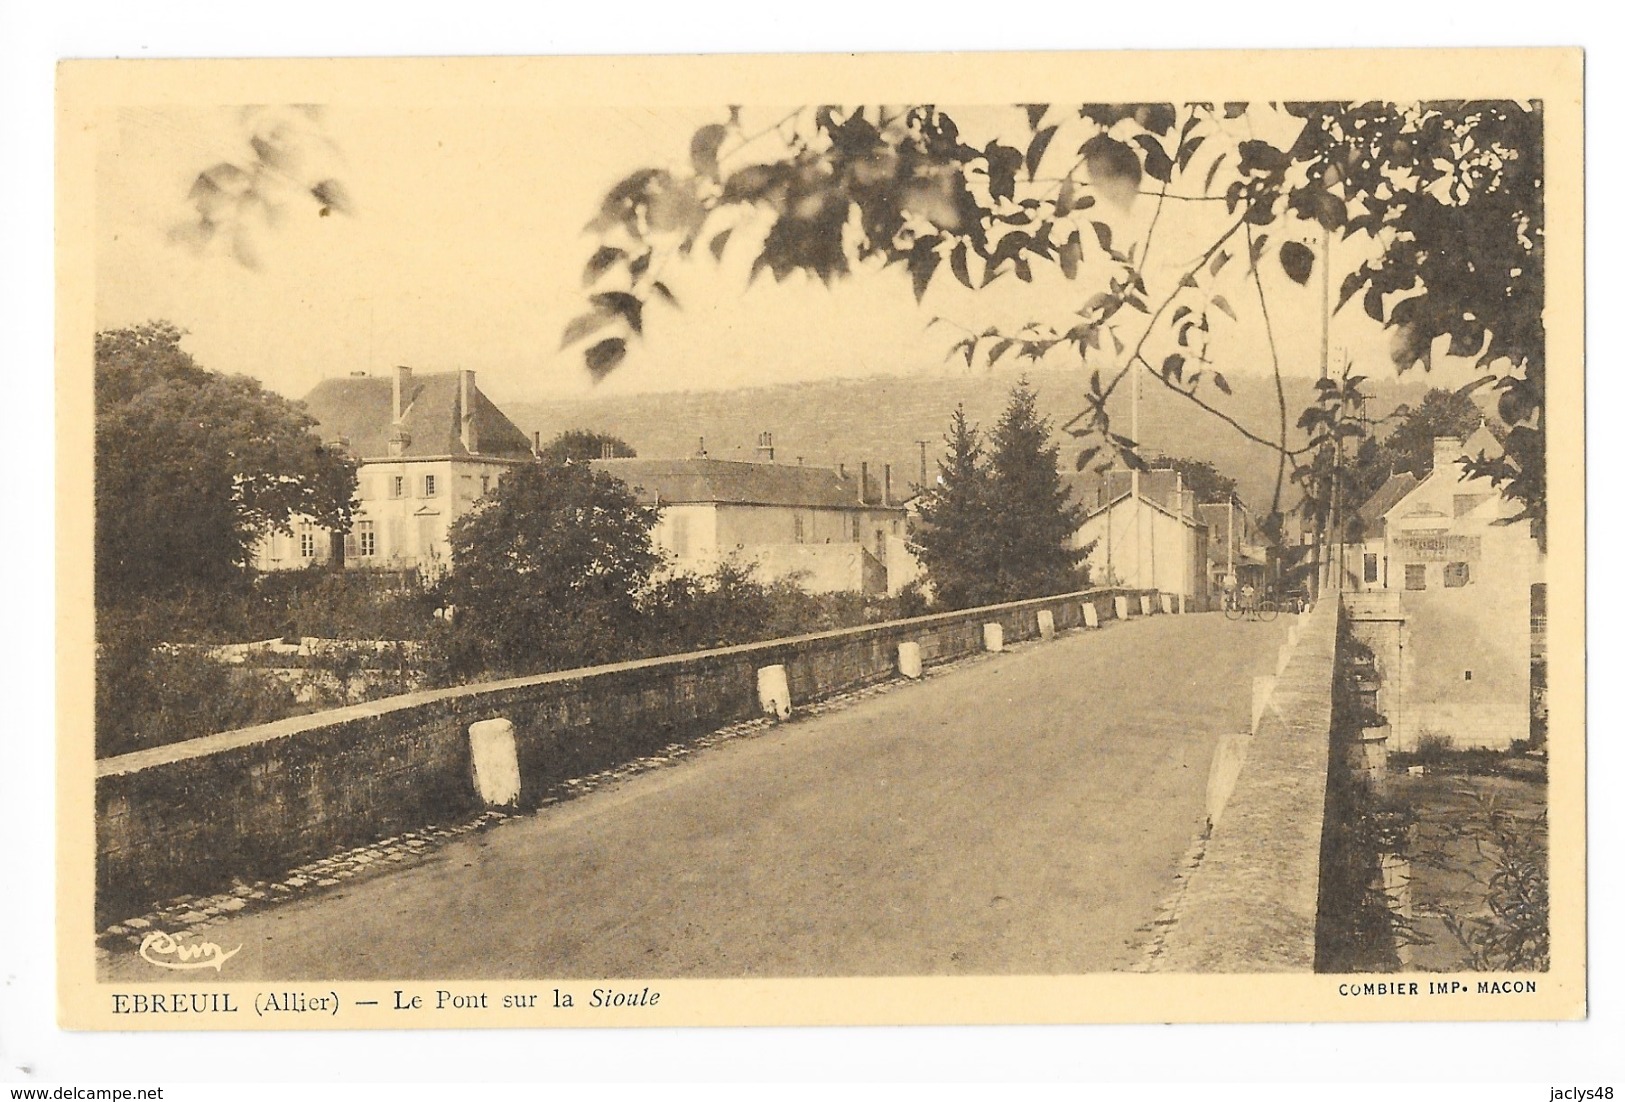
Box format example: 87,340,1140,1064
1154,595,1341,971
97,586,1158,923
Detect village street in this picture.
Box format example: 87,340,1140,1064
102,612,1291,982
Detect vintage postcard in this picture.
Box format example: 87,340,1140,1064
56,47,1585,1030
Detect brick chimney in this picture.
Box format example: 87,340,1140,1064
392,365,412,423
1432,435,1464,475
756,431,775,462
459,369,479,455
883,463,893,507
389,365,413,456
860,462,871,504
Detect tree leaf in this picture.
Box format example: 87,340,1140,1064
690,124,728,180
984,141,1023,202
1171,305,1193,327
1058,231,1082,280
560,310,614,350
1211,295,1237,321
709,227,734,262
1023,104,1049,130
1091,221,1113,253
1081,133,1142,211
1074,445,1101,471
1132,133,1173,184
1025,125,1059,180
1209,249,1231,276
950,241,973,289
1055,177,1077,216
584,337,628,381
1249,232,1271,270
1161,353,1185,383
1337,269,1365,312
1279,240,1316,285
583,246,625,286
589,291,644,335
1212,371,1231,395
1203,152,1229,195
909,245,941,302
649,281,679,307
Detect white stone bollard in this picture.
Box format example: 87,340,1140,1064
1082,602,1101,629
756,664,792,720
982,623,1004,652
1251,674,1277,734
468,718,521,807
1159,593,1173,614
1139,595,1153,616
1113,596,1130,620
1205,729,1250,831
1037,609,1056,640
897,641,923,680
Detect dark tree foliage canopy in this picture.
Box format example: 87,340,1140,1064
570,99,1545,542
94,322,357,600
1380,387,1499,481
536,429,638,463
1148,455,1239,504
437,458,662,677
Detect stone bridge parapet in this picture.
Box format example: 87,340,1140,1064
97,585,1165,922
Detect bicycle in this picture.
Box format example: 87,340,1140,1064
1223,598,1278,622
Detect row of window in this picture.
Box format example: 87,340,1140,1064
384,473,437,500
1364,554,1473,590
1405,562,1471,590
374,472,497,501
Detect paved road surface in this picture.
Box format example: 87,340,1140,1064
103,612,1289,980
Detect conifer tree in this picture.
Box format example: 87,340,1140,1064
985,377,1089,600
908,405,999,610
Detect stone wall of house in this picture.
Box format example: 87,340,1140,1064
97,586,1157,924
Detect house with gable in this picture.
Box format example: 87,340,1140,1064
253,366,536,572
1064,467,1210,609
1342,426,1544,751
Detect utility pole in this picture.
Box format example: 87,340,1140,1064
1313,222,1331,599
1132,353,1142,588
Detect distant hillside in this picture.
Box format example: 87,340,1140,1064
504,367,1438,515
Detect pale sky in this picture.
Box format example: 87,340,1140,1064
94,102,1488,408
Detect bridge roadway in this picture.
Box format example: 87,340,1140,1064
103,611,1290,981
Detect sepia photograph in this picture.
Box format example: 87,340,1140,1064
53,48,1584,1030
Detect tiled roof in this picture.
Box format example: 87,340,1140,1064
300,372,534,461
592,458,898,510
1061,469,1184,514
1360,472,1420,525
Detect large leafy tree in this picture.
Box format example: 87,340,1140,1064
437,458,661,677
567,99,1545,547
94,322,357,600
985,378,1089,599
